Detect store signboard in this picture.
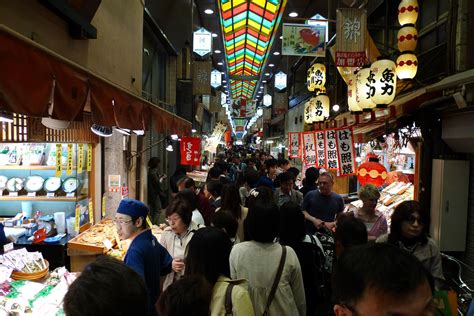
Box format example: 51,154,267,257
336,9,367,67
282,23,326,57
325,129,339,170
336,128,356,176
193,61,212,95
315,131,326,168
210,69,222,88
274,71,287,91
288,132,301,158
193,28,212,57
180,137,201,166
302,132,317,166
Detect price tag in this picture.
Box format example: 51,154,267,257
88,200,94,224
87,144,93,172
8,192,18,197
55,144,62,177
66,144,73,176
66,193,75,198
103,239,113,250
75,204,80,233
102,195,106,218
27,192,36,197
3,242,14,253
146,216,153,227
47,192,55,198
78,144,84,174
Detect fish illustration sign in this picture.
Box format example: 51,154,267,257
282,23,327,57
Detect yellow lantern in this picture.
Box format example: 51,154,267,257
304,100,314,124
398,0,419,25
317,93,330,119
307,63,326,92
397,25,418,52
370,59,397,108
396,53,418,79
312,95,329,123
347,74,362,113
355,68,377,111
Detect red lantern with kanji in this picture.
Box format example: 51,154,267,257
357,154,388,187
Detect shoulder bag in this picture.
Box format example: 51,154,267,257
263,245,287,316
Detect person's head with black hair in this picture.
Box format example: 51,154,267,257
185,227,233,284
64,256,148,316
244,157,255,170
245,186,274,209
220,183,242,219
175,189,198,211
279,171,296,195
211,210,238,241
279,201,306,247
148,157,161,169
157,275,212,316
204,180,223,200
304,167,320,187
258,152,267,161
177,177,196,192
388,200,430,245
287,167,300,178
265,158,278,178
214,160,229,175
277,158,290,171
243,169,260,189
208,166,223,181
334,213,368,257
173,165,187,176
332,243,434,316
244,198,279,243
165,199,192,236
115,199,149,240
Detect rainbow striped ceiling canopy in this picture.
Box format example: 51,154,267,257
218,0,287,101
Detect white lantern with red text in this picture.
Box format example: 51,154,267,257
355,68,377,111
370,59,397,108
396,53,418,79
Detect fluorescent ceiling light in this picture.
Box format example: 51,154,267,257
273,51,280,55
268,63,275,67
170,134,179,140
333,104,340,112
212,33,218,38
262,80,267,83
91,124,113,137
204,9,214,14
217,62,223,65
289,12,298,17
114,127,131,136
265,73,270,76
0,111,13,123
214,50,221,54
133,130,145,136
191,129,197,133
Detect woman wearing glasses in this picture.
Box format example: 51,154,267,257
160,199,203,291
376,200,445,289
114,198,172,316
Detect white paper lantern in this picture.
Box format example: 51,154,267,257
304,100,314,124
397,25,418,52
263,94,272,107
307,63,326,92
398,0,419,26
396,53,418,79
313,94,330,122
370,59,397,108
347,74,362,113
355,68,377,111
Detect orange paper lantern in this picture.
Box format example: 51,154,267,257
357,154,388,187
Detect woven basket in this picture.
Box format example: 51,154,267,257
11,260,49,281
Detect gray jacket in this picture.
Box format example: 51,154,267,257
274,188,304,207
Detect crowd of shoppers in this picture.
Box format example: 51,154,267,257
64,148,444,316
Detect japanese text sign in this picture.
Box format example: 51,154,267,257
336,9,367,67
336,128,356,176
315,131,326,168
302,132,317,166
180,137,201,166
325,129,339,170
288,132,301,159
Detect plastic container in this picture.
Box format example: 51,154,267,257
66,217,78,237
21,202,33,219
54,212,66,234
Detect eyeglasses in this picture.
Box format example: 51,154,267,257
114,219,133,226
406,216,424,225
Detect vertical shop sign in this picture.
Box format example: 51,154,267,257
336,9,367,67
55,144,62,177
180,137,201,166
302,132,317,166
192,61,212,95
88,200,94,225
315,131,326,168
273,92,288,115
288,132,301,158
87,144,92,172
66,144,73,175
78,144,84,174
325,129,339,170
75,204,80,233
336,128,357,176
102,194,106,218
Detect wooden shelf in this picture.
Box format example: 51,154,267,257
0,194,88,202
0,165,79,170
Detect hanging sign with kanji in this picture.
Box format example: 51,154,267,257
315,131,326,168
336,9,367,67
336,128,357,176
288,132,301,158
302,132,317,166
180,137,201,166
325,129,339,170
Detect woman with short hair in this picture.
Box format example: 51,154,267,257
217,183,248,243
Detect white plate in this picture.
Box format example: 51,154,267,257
25,176,45,192
6,178,24,192
44,177,62,193
62,177,79,193
0,176,7,190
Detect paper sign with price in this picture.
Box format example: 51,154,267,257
55,144,62,177
78,144,84,174
87,144,92,172
88,200,94,224
66,144,73,175
75,204,80,232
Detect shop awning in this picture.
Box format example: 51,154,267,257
0,25,191,136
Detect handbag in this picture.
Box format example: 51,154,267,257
262,245,287,316
224,283,235,316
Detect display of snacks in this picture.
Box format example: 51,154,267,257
24,175,45,192
5,177,24,192
68,218,117,253
0,249,48,281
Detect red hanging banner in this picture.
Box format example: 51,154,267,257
180,137,201,166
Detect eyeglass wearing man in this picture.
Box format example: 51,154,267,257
115,198,172,316
302,172,344,233
332,243,435,316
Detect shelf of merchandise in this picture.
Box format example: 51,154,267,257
0,194,87,202
0,165,78,170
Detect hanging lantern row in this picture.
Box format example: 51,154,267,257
396,0,419,79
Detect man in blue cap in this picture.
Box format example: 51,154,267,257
115,198,172,315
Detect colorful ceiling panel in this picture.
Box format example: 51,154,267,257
218,0,287,100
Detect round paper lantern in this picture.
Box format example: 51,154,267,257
347,74,362,113
396,53,418,79
398,25,418,52
307,63,326,92
315,93,330,120
355,67,377,111
357,154,388,187
398,0,419,25
304,100,315,124
370,59,397,108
